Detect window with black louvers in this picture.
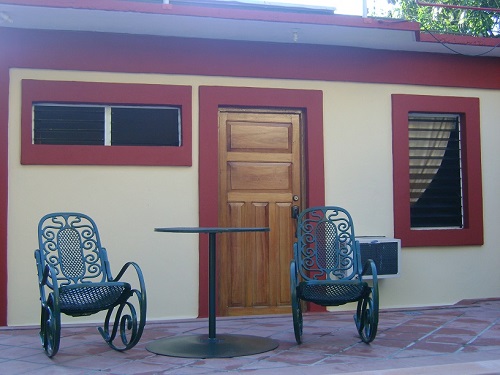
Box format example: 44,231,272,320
33,105,104,145
408,114,463,229
33,104,181,147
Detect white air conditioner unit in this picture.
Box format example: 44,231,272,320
357,237,401,278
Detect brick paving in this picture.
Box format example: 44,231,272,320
0,299,499,374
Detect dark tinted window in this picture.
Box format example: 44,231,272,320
111,107,180,146
33,105,104,145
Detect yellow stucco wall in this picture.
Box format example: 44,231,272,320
7,68,500,325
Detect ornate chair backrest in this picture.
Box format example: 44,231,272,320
295,206,361,281
37,213,108,286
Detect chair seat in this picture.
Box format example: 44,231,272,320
298,281,370,306
59,282,131,316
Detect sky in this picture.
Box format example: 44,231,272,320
268,0,393,16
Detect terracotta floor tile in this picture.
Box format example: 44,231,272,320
0,360,51,375
268,351,328,365
0,298,499,374
58,353,134,371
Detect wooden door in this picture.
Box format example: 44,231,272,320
218,108,303,316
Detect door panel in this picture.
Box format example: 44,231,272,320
228,162,292,190
218,109,303,316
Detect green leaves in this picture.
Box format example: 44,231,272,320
386,0,500,37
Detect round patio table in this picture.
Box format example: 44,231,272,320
146,226,278,358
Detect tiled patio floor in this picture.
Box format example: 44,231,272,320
1,298,499,374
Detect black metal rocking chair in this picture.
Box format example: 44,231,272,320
34,212,147,357
290,206,379,344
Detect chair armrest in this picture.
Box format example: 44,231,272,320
35,250,54,287
40,263,60,306
41,264,56,289
290,259,298,281
35,249,61,308
290,259,299,295
361,258,378,285
112,262,147,303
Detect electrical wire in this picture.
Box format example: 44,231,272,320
394,0,500,57
421,25,500,56
375,17,500,57
416,0,500,12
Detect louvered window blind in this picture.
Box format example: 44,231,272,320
408,114,463,229
33,104,181,146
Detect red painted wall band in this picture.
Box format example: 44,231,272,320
1,29,499,90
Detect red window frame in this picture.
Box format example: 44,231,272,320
392,94,483,247
21,80,192,166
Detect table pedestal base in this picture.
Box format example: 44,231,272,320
146,334,279,358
